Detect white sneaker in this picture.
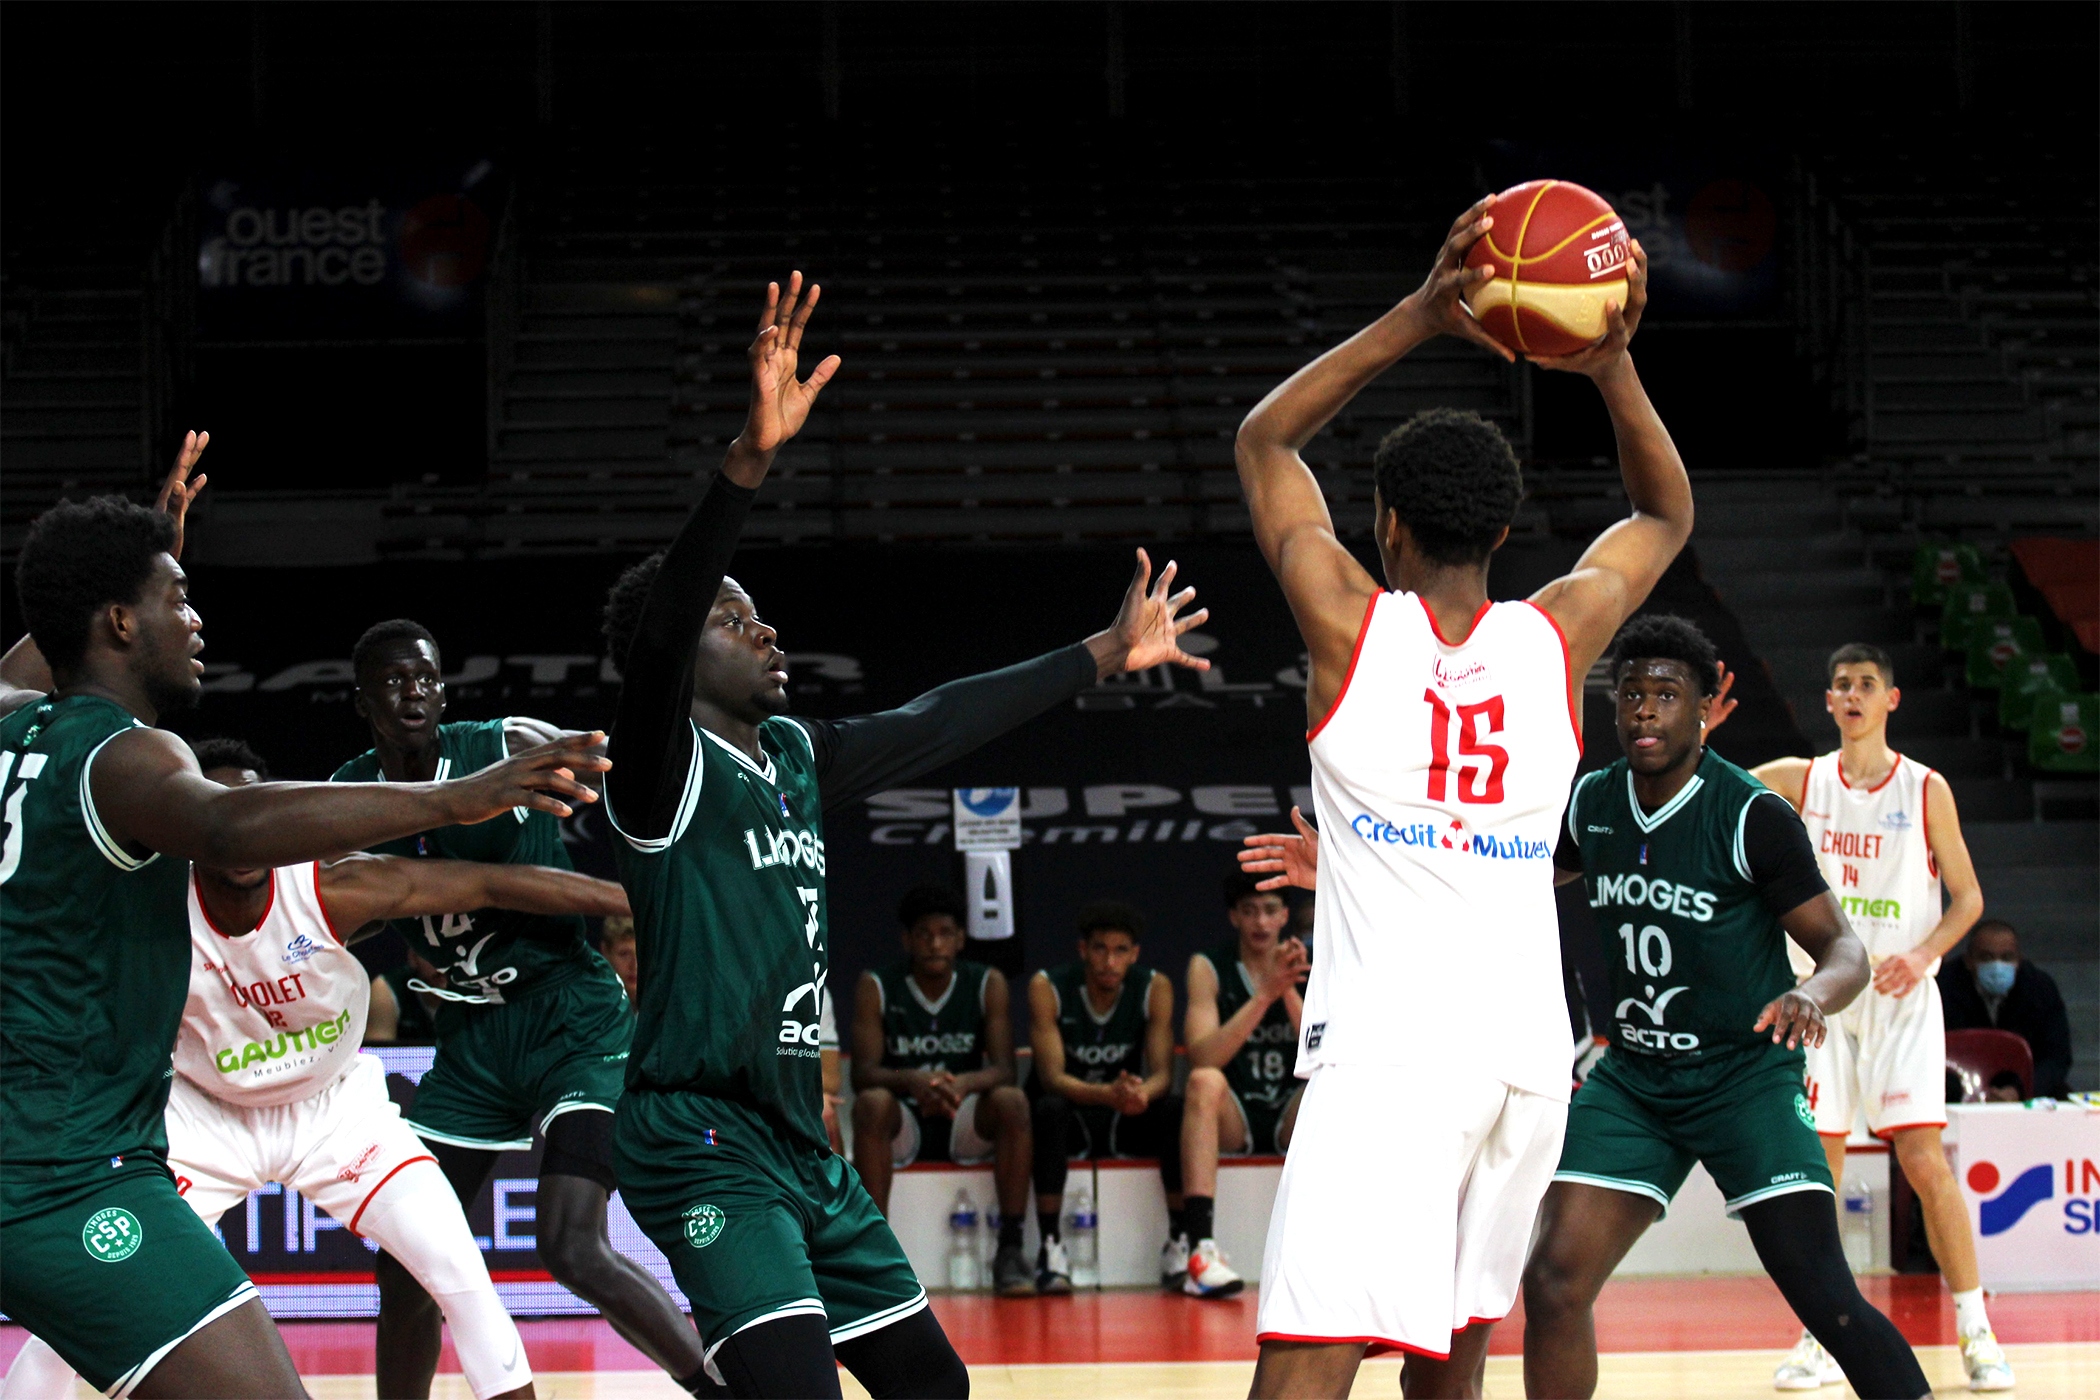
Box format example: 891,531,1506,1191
1182,1238,1245,1299
1773,1330,1844,1390
1961,1329,2015,1392
1160,1231,1190,1289
1034,1237,1072,1295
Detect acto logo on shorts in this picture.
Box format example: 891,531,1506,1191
82,1208,143,1263
683,1203,725,1249
1968,1158,2100,1236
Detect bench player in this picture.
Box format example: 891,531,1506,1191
331,619,709,1397
1027,902,1187,1295
598,273,1210,1397
1176,868,1308,1301
849,883,1033,1297
1739,643,2009,1392
0,481,601,1397
6,736,634,1400
1235,197,1692,1397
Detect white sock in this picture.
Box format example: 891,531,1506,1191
1952,1285,1991,1338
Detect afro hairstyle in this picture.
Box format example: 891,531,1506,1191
1611,613,1722,695
1371,408,1524,566
15,497,179,671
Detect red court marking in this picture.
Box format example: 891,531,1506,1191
3,1279,2094,1375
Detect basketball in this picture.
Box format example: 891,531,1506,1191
1462,179,1631,357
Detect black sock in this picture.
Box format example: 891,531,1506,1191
1038,1210,1061,1245
1169,1207,1188,1241
999,1213,1023,1248
1185,1195,1214,1244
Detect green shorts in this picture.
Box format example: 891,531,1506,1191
1230,1086,1299,1156
1555,1042,1833,1218
614,1089,926,1354
410,967,633,1150
0,1156,257,1395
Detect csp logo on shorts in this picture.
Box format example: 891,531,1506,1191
82,1207,142,1263
683,1203,725,1249
1793,1093,1817,1130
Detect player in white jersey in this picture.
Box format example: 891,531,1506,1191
3,739,632,1400
1743,644,2011,1392
1234,199,1691,1396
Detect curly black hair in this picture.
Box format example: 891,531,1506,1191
1077,899,1146,943
1611,613,1721,695
1371,408,1524,566
896,883,968,931
15,497,179,672
351,618,439,682
1222,867,1278,908
601,552,666,673
189,736,272,781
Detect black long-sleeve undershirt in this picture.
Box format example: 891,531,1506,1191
608,472,1100,840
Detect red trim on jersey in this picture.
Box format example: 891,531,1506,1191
1523,600,1583,755
196,867,276,939
1920,768,1941,878
309,860,344,943
1257,1332,1452,1361
1815,1130,1851,1140
1837,751,1903,794
347,1154,438,1235
1418,594,1493,647
1871,1119,1947,1141
1306,592,1382,743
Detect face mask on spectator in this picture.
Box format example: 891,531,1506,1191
1975,961,2016,998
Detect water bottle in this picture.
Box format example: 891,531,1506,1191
1841,1177,1874,1273
1065,1183,1100,1288
946,1188,981,1291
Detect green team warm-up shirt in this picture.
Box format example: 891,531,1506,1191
1196,938,1300,1109
873,960,991,1075
1041,960,1158,1085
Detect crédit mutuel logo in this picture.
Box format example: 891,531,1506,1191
1967,1157,2100,1237
1350,812,1551,861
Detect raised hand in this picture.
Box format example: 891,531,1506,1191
1238,806,1321,892
444,732,610,824
1528,240,1649,377
1404,196,1515,363
1752,987,1828,1052
1085,548,1212,678
736,272,841,462
1701,662,1740,743
155,430,211,560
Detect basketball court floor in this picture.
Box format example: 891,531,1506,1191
5,1276,2090,1398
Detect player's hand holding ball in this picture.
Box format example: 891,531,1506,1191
1461,179,1640,369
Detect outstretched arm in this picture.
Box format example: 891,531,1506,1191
609,274,838,840
318,853,629,937
1237,198,1515,727
1238,806,1320,891
1526,244,1693,677
91,726,604,867
801,549,1208,812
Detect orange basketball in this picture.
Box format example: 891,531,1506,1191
1461,180,1630,357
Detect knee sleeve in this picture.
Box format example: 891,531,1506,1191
833,1307,969,1400
708,1312,842,1399
1742,1193,1930,1400
1031,1096,1076,1196
2,1335,79,1400
542,1107,620,1194
355,1159,532,1400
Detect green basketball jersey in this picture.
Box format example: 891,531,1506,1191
0,696,192,1171
1567,752,1801,1063
333,719,596,1005
874,960,991,1075
610,717,832,1150
1042,961,1157,1085
1199,939,1299,1109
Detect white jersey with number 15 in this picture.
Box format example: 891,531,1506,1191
1300,593,1582,1102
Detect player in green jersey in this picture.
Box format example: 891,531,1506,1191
598,273,1210,1397
850,883,1033,1296
331,620,706,1397
1521,616,1930,1399
1177,867,1309,1299
0,449,602,1397
1027,902,1184,1294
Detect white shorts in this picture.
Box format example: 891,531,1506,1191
891,1093,994,1168
1803,973,1948,1138
1256,1066,1567,1359
167,1053,436,1231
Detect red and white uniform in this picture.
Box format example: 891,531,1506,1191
7,864,532,1400
1258,594,1580,1358
1791,753,1948,1138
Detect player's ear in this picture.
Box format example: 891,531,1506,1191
1886,684,1900,711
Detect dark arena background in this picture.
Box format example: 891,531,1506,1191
2,3,2095,1396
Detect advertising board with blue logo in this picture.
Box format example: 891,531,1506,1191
1952,1103,2100,1292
